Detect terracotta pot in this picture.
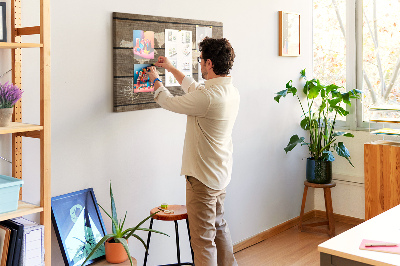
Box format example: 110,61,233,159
0,108,13,127
105,238,128,264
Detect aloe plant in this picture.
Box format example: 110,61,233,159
274,69,362,166
81,183,168,266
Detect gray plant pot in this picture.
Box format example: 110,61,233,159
0,108,13,127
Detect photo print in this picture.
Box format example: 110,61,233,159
165,29,192,87
133,30,154,60
133,64,154,93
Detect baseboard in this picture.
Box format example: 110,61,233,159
233,210,315,253
314,210,364,226
233,210,365,253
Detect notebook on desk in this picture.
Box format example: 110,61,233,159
360,239,400,255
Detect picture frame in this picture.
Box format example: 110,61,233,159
0,2,6,42
51,188,107,266
279,11,300,56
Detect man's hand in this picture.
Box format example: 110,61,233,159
155,56,175,72
143,66,159,83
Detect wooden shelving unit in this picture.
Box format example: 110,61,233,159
0,0,51,265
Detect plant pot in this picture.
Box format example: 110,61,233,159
306,158,332,184
105,238,128,264
0,108,13,127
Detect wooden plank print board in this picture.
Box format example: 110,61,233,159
113,12,223,112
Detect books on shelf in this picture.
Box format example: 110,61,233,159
370,128,400,136
0,218,44,266
0,225,11,266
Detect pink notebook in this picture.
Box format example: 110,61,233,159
359,239,400,255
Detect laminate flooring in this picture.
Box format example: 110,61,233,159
234,217,354,266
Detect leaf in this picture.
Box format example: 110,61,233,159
335,142,354,167
81,234,114,266
123,211,160,239
300,117,310,130
343,133,354,137
131,234,148,250
274,89,288,103
321,151,335,162
332,131,346,137
115,238,133,266
341,92,351,105
110,182,118,234
98,204,120,236
325,84,339,94
308,85,320,99
300,69,306,78
284,135,305,153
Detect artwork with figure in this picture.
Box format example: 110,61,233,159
51,188,107,266
133,64,154,93
133,30,154,60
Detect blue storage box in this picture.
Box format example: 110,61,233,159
0,175,24,214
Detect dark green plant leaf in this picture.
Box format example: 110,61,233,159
341,92,351,105
98,204,121,237
110,182,118,234
81,234,114,266
300,117,310,130
335,142,354,167
274,89,288,103
123,211,160,239
343,133,354,137
284,135,305,153
321,151,335,161
328,97,342,108
325,84,339,94
332,131,345,137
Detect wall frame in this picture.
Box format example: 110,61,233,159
51,188,107,266
113,13,223,112
279,11,300,56
0,2,6,42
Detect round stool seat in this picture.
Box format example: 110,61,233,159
150,205,188,221
304,181,336,188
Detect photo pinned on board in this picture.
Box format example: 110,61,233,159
133,30,155,60
133,64,154,93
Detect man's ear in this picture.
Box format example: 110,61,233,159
206,59,213,69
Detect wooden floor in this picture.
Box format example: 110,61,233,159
234,217,354,266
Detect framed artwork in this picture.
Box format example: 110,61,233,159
51,188,107,266
0,2,6,42
279,11,300,56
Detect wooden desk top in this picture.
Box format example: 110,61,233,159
91,257,137,266
318,205,400,266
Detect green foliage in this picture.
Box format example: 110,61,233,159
81,182,169,266
274,69,362,165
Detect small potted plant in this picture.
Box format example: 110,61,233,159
274,69,362,183
0,82,23,127
82,183,168,266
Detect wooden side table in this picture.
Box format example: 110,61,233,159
298,181,336,237
91,257,137,265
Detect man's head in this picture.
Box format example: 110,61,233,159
199,38,235,80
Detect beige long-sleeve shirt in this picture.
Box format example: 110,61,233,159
154,76,240,190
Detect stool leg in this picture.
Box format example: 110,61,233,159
298,185,308,231
143,218,154,266
174,220,182,265
324,188,335,237
186,218,194,264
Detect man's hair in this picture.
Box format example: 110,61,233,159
199,37,235,75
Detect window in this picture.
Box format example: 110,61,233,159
313,0,400,130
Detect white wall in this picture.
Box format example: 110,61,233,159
1,0,315,265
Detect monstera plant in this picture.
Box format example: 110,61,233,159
274,69,362,183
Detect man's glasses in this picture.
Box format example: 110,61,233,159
197,57,203,63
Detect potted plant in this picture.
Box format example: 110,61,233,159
82,183,168,266
274,69,362,184
0,82,23,127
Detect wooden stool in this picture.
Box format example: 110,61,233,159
298,181,336,237
143,205,194,266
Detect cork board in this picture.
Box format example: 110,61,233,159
113,12,223,112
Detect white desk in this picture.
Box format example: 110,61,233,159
318,204,400,266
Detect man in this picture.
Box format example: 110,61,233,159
144,37,239,266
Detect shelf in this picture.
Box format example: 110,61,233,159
0,122,42,134
369,118,400,123
370,128,400,136
0,201,43,221
0,42,43,49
